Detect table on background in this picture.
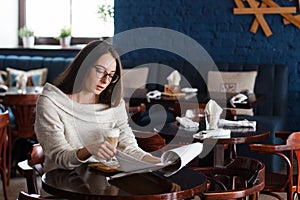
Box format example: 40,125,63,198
155,121,270,167
124,88,266,109
0,86,42,102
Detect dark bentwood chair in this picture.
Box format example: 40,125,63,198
249,131,300,200
194,156,265,200
0,111,10,200
3,93,39,177
133,129,166,153
18,143,44,195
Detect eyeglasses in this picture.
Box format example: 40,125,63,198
94,65,119,83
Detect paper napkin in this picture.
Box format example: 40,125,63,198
167,70,181,86
218,119,256,128
204,99,223,130
176,116,199,129
193,128,231,139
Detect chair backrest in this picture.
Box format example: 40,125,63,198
132,130,166,153
28,143,45,176
3,94,39,138
0,110,9,161
17,143,45,195
286,132,300,194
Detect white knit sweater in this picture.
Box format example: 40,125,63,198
35,83,149,172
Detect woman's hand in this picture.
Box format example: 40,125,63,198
77,141,117,161
142,154,161,163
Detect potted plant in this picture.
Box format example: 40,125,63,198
18,26,35,48
97,3,114,22
55,27,72,47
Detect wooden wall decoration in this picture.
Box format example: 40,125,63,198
233,0,300,37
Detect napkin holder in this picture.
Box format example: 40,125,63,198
164,84,180,94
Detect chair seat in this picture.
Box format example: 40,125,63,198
194,157,265,200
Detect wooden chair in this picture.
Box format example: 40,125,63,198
3,93,39,177
18,143,45,194
0,111,10,200
194,156,265,200
125,102,146,119
249,131,300,200
132,129,166,153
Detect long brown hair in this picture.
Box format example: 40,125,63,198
53,40,123,107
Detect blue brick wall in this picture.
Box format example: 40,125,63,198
115,0,300,131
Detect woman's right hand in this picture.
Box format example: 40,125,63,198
77,141,117,161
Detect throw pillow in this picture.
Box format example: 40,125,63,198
6,67,48,87
207,71,257,93
207,71,258,116
0,70,7,85
122,67,149,89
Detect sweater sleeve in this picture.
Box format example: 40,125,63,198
115,100,151,160
34,96,87,172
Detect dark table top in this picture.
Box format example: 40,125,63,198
124,88,266,109
42,164,207,200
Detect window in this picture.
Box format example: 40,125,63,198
19,0,114,45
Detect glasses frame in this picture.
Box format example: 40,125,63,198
94,65,119,83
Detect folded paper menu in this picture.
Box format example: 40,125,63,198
114,142,203,178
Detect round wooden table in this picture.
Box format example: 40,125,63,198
42,164,207,200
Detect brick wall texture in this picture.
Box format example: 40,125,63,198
114,0,300,131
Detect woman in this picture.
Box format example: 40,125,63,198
35,40,160,173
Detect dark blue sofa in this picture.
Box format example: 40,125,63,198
0,55,74,83
122,60,288,172
213,62,288,173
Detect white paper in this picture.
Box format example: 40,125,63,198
160,142,203,176
115,142,203,177
218,119,256,128
193,128,231,139
176,116,199,128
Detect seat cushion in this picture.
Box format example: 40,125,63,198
207,71,258,116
